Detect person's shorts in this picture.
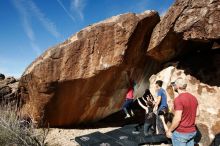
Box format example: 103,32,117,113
158,107,168,115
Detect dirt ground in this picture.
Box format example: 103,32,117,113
45,127,119,146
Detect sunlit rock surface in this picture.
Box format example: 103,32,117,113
149,66,220,145
147,0,220,62
18,11,160,127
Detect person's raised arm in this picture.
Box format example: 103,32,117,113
149,94,155,101
137,98,148,112
142,96,147,103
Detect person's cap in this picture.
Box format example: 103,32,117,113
170,82,175,86
173,77,187,89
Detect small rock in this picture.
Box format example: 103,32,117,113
0,73,5,80
5,76,16,84
0,86,12,97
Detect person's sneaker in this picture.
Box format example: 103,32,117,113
131,111,135,116
124,115,131,119
132,131,140,134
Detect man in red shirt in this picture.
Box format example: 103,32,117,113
166,78,199,146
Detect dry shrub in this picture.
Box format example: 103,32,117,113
0,100,49,146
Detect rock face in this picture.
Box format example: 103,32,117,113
17,0,220,145
146,2,220,145
149,66,220,145
0,74,18,102
18,11,160,127
147,0,220,62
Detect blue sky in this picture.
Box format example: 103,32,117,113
0,0,174,78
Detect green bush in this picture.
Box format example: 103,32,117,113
0,102,49,146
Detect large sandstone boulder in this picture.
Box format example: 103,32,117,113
18,11,160,127
147,0,220,62
147,2,220,144
149,66,220,145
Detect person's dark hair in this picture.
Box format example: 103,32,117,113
156,80,163,87
129,79,136,88
143,88,154,102
144,89,151,95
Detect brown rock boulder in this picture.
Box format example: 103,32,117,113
147,0,220,62
0,74,19,102
0,86,12,97
149,66,220,145
0,73,5,80
18,11,160,127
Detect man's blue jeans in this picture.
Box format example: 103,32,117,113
172,131,197,146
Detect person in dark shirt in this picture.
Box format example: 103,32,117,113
137,97,156,136
137,89,156,136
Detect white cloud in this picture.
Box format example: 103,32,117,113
12,0,61,56
12,0,41,56
57,0,86,21
23,16,35,41
56,0,75,22
30,42,41,56
70,0,85,20
27,0,61,38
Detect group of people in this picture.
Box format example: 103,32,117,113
121,78,199,146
